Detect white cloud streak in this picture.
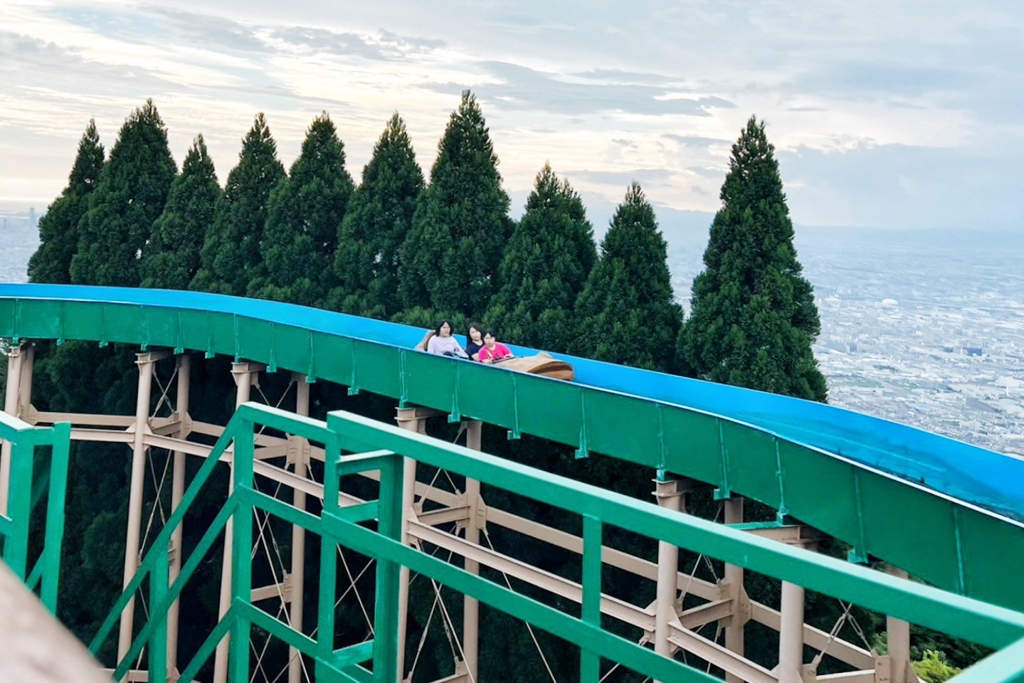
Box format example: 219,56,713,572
1,0,1022,231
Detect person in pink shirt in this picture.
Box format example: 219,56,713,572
478,329,515,364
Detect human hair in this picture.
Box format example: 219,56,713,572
436,320,454,336
467,322,483,339
483,329,497,340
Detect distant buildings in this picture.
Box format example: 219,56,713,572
0,209,38,231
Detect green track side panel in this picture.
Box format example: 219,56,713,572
2,292,1024,615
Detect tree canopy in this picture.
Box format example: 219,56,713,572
28,120,105,285
140,134,220,290
192,113,285,296
485,163,596,351
70,100,175,287
679,116,827,401
250,113,354,307
574,183,682,370
332,113,424,318
398,91,512,320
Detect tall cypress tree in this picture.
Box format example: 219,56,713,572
574,183,682,370
249,113,354,307
140,134,220,290
398,91,512,319
28,120,105,284
485,163,597,351
192,113,285,296
70,100,176,286
679,116,827,401
332,113,423,318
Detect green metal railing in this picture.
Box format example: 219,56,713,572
0,410,70,613
86,402,1024,682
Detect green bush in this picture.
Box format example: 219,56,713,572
914,650,962,682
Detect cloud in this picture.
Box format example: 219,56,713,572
663,134,731,147
778,142,1024,230
426,61,736,117
577,68,674,85
568,168,675,187
788,61,975,101
141,7,268,53
269,26,446,61
687,166,726,180
0,31,174,100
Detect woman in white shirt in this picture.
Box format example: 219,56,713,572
426,321,468,358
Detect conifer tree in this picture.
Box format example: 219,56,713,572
140,134,220,290
574,183,682,370
332,113,423,318
28,120,104,284
70,101,176,286
192,113,285,296
250,113,353,306
398,91,512,319
679,116,827,401
485,163,596,351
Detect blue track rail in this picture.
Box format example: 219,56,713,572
2,282,1022,522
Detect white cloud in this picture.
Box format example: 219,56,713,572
1,0,1022,230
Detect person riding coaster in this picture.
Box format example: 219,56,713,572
415,322,574,380
424,320,468,358
477,329,515,364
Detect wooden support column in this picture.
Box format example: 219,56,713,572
167,354,191,679
213,362,259,683
886,565,912,683
0,343,24,516
395,407,426,682
118,352,165,677
723,496,746,683
653,477,687,672
462,420,483,681
289,375,310,683
778,580,806,683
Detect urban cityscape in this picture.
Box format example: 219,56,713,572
2,208,1021,457
668,225,1024,458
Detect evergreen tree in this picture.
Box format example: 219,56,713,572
192,113,285,296
70,101,176,286
140,134,220,290
485,163,596,351
249,113,354,307
28,120,104,284
398,91,512,320
574,183,682,370
331,113,423,318
679,116,827,401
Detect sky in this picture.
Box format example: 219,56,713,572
2,0,1023,236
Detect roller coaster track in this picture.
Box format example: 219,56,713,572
2,283,1024,683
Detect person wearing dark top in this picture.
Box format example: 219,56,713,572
465,323,485,361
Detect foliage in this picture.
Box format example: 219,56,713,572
140,135,221,289
70,100,176,287
250,113,354,307
574,182,682,370
398,91,512,320
679,116,827,401
28,120,105,284
913,650,962,682
332,113,424,318
24,106,851,682
485,163,596,352
192,113,285,296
